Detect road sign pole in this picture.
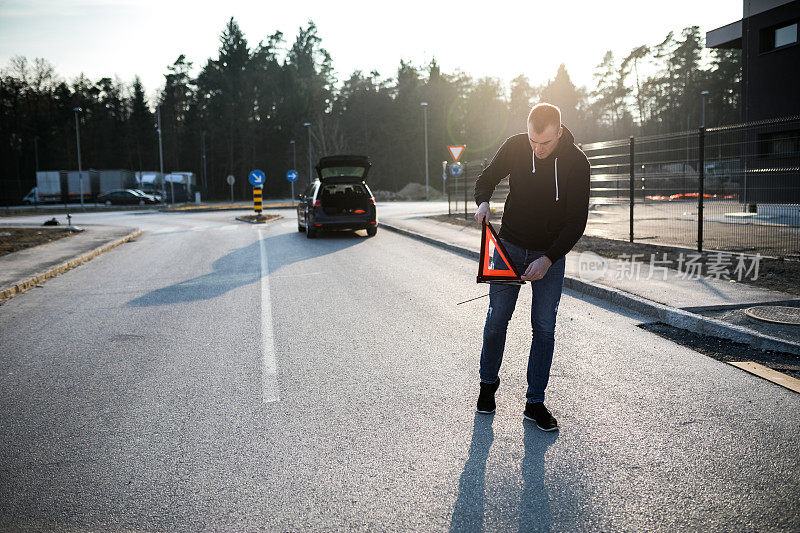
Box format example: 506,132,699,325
230,182,234,203
447,145,466,217
464,162,468,220
443,161,449,216
254,186,262,215
291,140,297,206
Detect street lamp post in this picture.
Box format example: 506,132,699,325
157,106,170,204
201,130,207,195
421,102,429,201
303,122,312,186
290,140,297,204
73,107,85,210
701,90,710,128
33,136,40,173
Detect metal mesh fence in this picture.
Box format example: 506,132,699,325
452,116,799,259
446,159,507,220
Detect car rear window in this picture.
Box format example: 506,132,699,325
320,183,367,196
320,166,366,179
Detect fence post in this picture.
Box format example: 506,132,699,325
629,136,634,243
697,127,705,253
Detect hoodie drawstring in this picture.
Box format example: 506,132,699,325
554,158,559,201
532,154,560,201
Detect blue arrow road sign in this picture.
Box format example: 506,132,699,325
249,170,265,187
286,170,298,182
448,162,464,178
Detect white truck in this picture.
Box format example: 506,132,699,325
65,171,95,201
164,172,197,202
98,170,136,193
35,171,63,203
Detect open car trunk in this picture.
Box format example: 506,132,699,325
320,183,371,216
315,155,371,184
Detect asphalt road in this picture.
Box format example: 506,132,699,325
1,206,799,531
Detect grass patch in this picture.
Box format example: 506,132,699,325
0,227,78,257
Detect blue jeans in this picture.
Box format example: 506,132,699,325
479,239,565,404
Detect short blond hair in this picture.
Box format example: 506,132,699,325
527,103,561,133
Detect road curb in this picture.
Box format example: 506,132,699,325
379,221,800,356
0,228,143,302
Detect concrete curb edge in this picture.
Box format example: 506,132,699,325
379,221,800,356
0,228,143,302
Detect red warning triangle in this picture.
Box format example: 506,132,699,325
477,222,525,284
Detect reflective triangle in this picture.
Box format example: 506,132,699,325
477,222,524,284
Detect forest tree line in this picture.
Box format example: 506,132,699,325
0,20,740,200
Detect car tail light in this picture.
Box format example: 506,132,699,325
353,209,366,214
370,221,377,225
369,198,375,205
313,200,321,207
314,223,322,227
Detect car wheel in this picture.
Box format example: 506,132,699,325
305,215,317,238
366,225,377,237
298,219,305,232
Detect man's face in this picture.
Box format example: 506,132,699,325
528,123,562,159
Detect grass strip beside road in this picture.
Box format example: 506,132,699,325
0,227,78,257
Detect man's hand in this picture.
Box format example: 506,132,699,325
474,202,490,225
522,256,553,281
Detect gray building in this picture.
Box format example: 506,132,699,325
707,0,800,207
707,0,800,122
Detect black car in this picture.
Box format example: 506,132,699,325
297,155,377,238
98,189,160,205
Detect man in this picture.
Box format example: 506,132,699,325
473,103,590,431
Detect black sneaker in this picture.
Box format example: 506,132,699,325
476,378,500,413
524,402,559,431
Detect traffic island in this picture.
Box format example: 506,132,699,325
0,226,82,257
235,214,281,224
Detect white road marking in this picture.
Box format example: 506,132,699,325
258,229,280,403
191,225,206,231
220,225,238,231
269,271,323,279
151,226,180,235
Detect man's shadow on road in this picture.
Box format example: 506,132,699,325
450,414,557,533
126,230,367,307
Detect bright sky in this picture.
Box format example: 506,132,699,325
0,0,742,100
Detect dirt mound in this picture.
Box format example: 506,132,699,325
396,182,442,201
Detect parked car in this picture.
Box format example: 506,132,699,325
297,155,377,238
131,189,163,203
97,189,160,205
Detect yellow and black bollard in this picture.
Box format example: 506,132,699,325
253,186,262,215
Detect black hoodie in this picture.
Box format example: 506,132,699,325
474,125,590,263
